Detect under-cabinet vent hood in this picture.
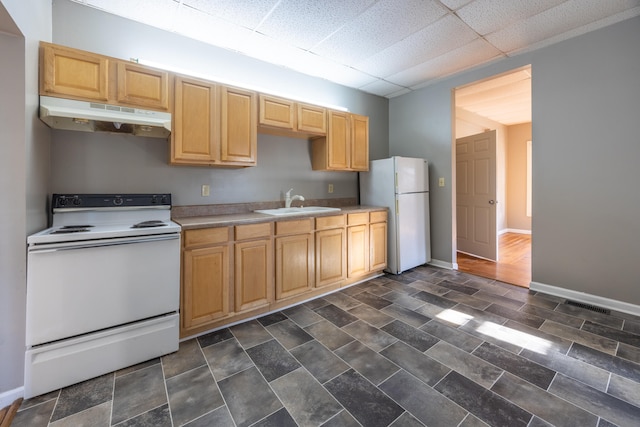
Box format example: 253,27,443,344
39,96,171,138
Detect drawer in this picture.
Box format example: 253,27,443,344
348,212,369,226
235,222,272,240
184,227,231,248
276,219,313,235
316,214,345,230
370,210,388,223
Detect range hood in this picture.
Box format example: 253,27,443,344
39,96,171,139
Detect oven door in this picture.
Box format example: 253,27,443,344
26,233,180,346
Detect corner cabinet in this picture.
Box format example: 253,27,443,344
171,76,257,167
311,111,369,171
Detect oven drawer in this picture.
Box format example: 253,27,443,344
26,235,180,346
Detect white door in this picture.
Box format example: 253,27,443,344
456,130,498,261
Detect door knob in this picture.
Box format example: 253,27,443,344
489,200,497,204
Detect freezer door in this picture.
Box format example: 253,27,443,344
396,192,431,273
395,157,429,194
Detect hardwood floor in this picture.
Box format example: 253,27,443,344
456,232,531,288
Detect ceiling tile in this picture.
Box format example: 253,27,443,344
438,0,475,10
487,0,640,54
85,0,180,29
456,0,565,35
311,0,447,64
255,0,376,50
358,79,408,97
388,39,503,88
182,0,279,30
356,14,479,77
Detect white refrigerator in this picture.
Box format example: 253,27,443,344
360,156,431,274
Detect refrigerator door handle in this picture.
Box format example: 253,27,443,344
396,199,399,215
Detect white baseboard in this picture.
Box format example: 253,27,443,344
499,228,532,235
428,259,457,270
530,281,640,317
0,386,24,409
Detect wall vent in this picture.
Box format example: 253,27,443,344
565,300,611,315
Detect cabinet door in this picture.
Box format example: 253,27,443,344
221,86,258,165
172,76,218,164
275,234,314,300
347,224,369,278
370,221,388,272
116,62,170,110
350,114,369,171
327,111,350,170
182,245,230,331
297,103,326,134
235,238,273,311
315,228,346,287
40,42,108,101
259,95,294,129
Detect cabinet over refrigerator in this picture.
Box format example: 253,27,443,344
360,156,431,274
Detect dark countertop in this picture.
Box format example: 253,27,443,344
173,205,387,230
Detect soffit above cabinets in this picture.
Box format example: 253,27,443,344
69,0,639,99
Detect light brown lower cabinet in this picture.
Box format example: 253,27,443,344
315,215,347,287
180,210,386,338
370,220,388,272
181,227,232,334
234,223,273,312
275,219,314,300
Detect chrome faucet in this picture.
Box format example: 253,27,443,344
285,188,305,208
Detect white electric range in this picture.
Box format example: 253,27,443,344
25,194,181,398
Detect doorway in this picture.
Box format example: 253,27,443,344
453,66,532,287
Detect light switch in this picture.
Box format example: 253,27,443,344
201,184,210,197
438,177,445,187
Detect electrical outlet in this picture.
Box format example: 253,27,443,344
201,184,210,197
328,184,334,193
438,177,445,187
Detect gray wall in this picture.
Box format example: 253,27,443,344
390,16,640,305
0,0,51,400
532,16,640,304
50,0,389,206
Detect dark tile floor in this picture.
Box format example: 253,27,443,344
13,265,640,426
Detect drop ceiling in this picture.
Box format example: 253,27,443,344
69,0,639,124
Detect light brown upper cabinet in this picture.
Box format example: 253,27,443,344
115,62,170,110
172,76,257,167
40,42,171,111
172,75,218,165
40,42,109,101
311,111,369,171
221,86,258,165
258,94,326,137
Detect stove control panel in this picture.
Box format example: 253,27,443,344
52,194,172,210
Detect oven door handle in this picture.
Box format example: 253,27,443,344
28,234,179,253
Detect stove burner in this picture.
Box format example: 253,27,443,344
50,227,91,234
131,220,167,229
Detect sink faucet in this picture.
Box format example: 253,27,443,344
285,188,305,208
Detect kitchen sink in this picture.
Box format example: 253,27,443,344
254,206,341,216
